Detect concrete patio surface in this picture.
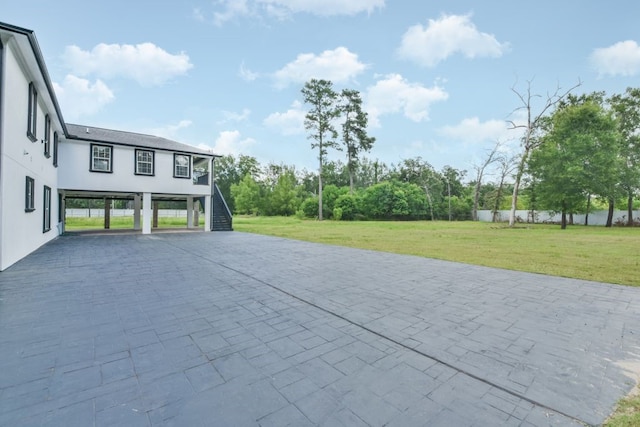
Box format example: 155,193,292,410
0,231,639,426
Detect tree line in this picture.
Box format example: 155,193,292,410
213,80,640,228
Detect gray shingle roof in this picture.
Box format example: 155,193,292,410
65,123,216,157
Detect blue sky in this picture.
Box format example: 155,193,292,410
3,1,640,176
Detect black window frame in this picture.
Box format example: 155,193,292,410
43,114,51,158
43,185,51,233
173,153,191,179
53,132,59,167
135,149,155,176
90,143,113,173
25,176,35,212
27,82,37,142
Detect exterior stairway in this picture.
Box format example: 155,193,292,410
212,183,233,231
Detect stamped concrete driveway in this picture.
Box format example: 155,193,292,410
0,231,639,426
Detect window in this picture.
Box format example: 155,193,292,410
27,82,37,142
174,154,191,178
135,149,154,176
90,144,113,172
44,114,51,158
25,176,35,212
43,186,51,232
53,132,59,167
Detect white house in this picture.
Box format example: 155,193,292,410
0,22,231,271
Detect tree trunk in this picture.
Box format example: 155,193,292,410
493,176,505,222
472,179,481,221
318,146,323,221
606,198,614,227
424,186,434,221
569,213,574,225
628,192,634,226
561,200,567,229
585,194,591,226
349,169,354,194
509,152,528,227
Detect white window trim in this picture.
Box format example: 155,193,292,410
91,144,113,173
174,154,191,179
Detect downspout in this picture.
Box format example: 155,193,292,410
210,156,215,231
0,38,5,269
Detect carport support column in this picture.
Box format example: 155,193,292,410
204,195,211,232
104,198,111,229
186,197,194,229
133,194,141,230
142,193,152,234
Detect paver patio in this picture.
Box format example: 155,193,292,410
0,231,639,426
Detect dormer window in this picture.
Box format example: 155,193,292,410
174,154,191,178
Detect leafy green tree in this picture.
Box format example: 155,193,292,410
322,184,349,218
396,157,443,221
269,170,302,216
302,79,340,220
609,87,640,226
339,89,375,193
300,197,319,218
334,193,361,220
231,174,262,215
440,166,467,221
214,155,260,212
528,101,620,229
507,79,581,227
361,181,426,219
322,160,350,187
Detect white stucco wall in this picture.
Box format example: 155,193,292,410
0,39,61,270
58,138,211,196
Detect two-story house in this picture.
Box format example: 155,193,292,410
0,21,231,271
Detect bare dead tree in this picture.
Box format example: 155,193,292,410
471,140,503,221
506,78,581,227
492,153,518,222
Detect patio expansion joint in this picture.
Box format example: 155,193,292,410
162,238,593,427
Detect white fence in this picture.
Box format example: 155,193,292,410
66,209,192,218
478,209,640,226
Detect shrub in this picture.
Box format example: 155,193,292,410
333,207,343,220
334,194,360,220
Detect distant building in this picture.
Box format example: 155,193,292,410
0,22,231,271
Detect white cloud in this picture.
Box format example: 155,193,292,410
147,120,193,139
220,108,251,123
211,0,383,24
397,13,509,67
273,47,367,88
193,7,206,22
439,117,509,144
53,74,114,120
365,74,448,126
258,0,384,17
213,0,251,26
263,100,306,135
239,62,259,81
590,40,640,77
62,43,193,86
212,130,257,155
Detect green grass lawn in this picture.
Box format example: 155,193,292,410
65,216,204,230
234,216,640,287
